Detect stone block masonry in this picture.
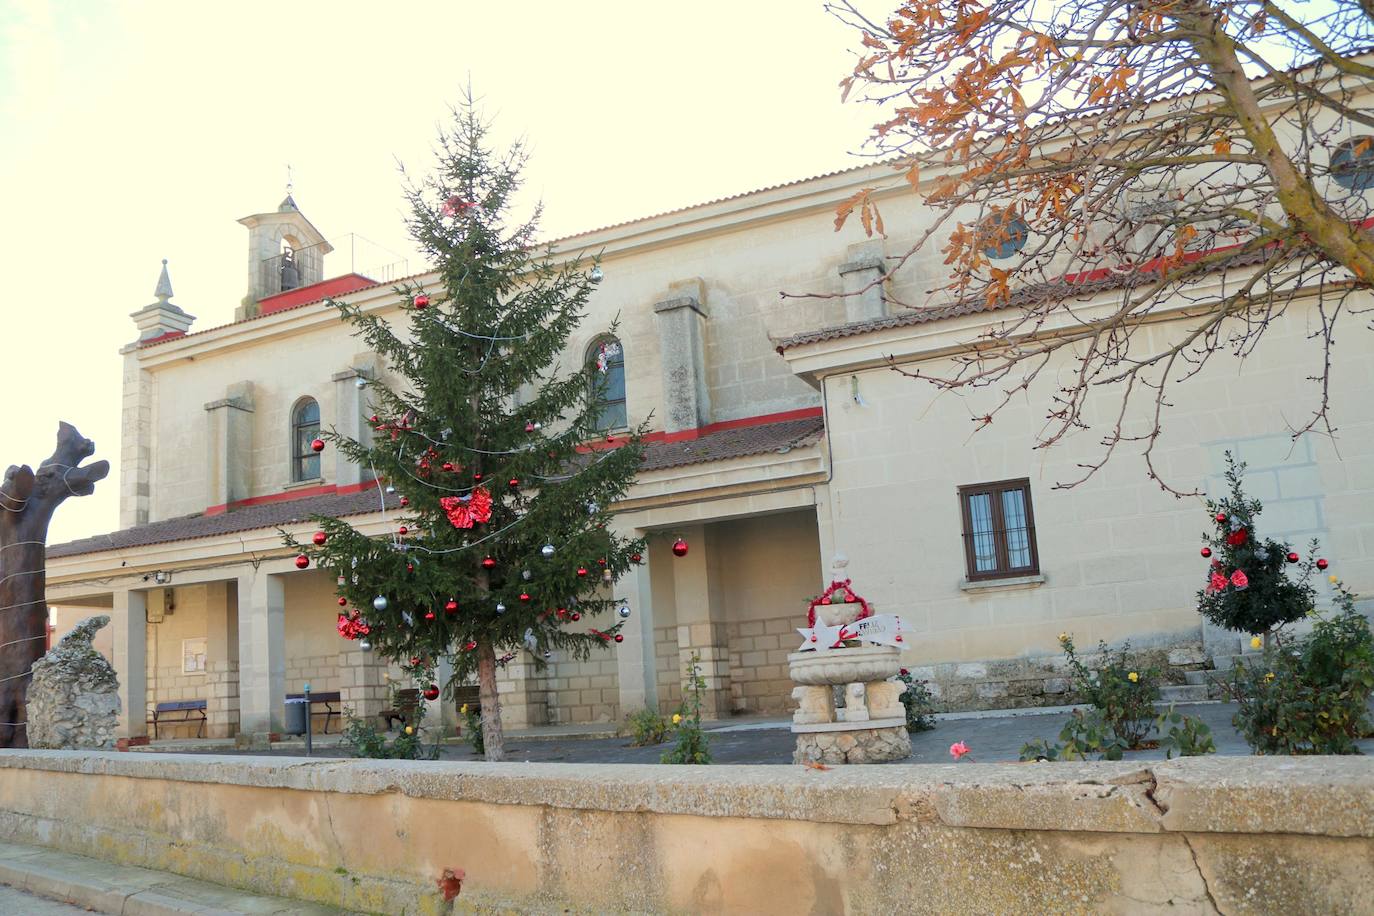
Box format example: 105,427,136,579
1,751,1371,914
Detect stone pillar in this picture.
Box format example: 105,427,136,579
332,365,374,488
653,279,711,434
111,589,148,739
337,646,387,725
237,569,286,735
119,350,153,529
837,241,886,324
203,581,240,738
672,524,732,719
204,383,254,509
495,657,547,730
613,539,658,715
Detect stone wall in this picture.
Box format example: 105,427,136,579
543,643,621,725
726,616,797,716
0,752,1371,915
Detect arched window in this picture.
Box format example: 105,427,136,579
586,336,626,431
291,398,321,481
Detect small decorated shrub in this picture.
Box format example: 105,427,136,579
1197,452,1318,634
895,668,937,733
1228,580,1374,755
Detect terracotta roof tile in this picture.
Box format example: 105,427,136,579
47,416,826,560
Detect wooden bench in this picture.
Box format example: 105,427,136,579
148,699,207,739
379,688,421,731
286,691,342,734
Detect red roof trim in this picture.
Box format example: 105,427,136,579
581,406,824,452
257,273,378,315
204,480,374,517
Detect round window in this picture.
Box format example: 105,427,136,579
1331,136,1374,191
981,213,1029,259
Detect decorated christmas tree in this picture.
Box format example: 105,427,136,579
286,102,646,760
1196,453,1322,637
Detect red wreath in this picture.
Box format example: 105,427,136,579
806,578,874,627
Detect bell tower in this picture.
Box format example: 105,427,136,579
234,191,333,320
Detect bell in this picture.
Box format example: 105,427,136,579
279,249,300,292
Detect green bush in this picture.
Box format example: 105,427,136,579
663,653,712,765
895,668,937,733
460,702,484,756
1020,707,1131,761
625,708,671,746
1228,581,1374,755
340,710,439,760
1059,633,1160,748
1155,705,1217,759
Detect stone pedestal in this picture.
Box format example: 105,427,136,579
788,646,910,764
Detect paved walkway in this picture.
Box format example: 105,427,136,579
0,883,91,914
147,701,1373,764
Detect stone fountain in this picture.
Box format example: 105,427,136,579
789,571,911,764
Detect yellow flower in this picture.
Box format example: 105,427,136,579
1329,575,1339,584
460,704,468,714
1127,672,1139,683
671,713,682,725
1250,636,1263,650
1057,633,1069,643
405,726,413,735
1265,672,1275,682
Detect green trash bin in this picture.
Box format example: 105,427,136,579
284,697,309,736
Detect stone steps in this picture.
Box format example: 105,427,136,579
1158,684,1210,703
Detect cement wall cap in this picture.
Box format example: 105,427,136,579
1,751,1369,836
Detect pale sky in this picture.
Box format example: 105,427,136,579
0,1,883,544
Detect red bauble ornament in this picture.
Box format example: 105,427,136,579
1226,529,1248,547
576,567,588,578
442,462,454,472
597,558,607,567
312,531,327,546
337,596,347,607
445,599,458,612
671,538,689,557
631,553,642,564
525,421,535,433
1317,558,1329,570
424,610,435,620
413,293,430,309
406,563,414,573
423,685,440,701
409,656,421,666
370,414,379,424
1200,547,1212,558
519,592,531,603
556,608,567,619
465,641,477,651
1287,552,1300,563
398,525,408,535
571,612,581,622
311,438,325,453
399,496,410,507
614,634,624,643
1215,512,1227,523
294,554,310,569
473,472,484,482
482,556,496,569
508,477,520,490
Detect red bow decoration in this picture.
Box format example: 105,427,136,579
1230,569,1249,589
440,487,493,529
336,611,371,640
1207,572,1229,594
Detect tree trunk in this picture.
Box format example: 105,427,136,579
476,641,505,761
0,423,108,748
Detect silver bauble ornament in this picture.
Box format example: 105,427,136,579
586,501,599,515
358,638,372,651
522,569,533,581
543,650,553,659
590,265,604,283
541,543,555,559
373,595,389,612
617,604,632,620
496,602,507,614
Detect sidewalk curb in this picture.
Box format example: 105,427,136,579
0,841,347,915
